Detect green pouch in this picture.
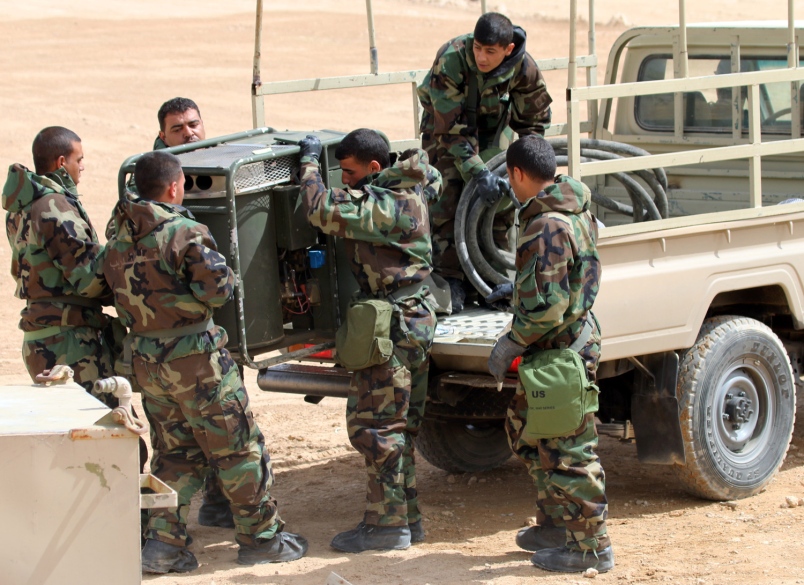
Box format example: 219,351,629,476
518,348,600,440
335,298,394,370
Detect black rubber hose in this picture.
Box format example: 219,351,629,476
454,178,493,297
465,192,511,286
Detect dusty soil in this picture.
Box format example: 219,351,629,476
1,1,803,584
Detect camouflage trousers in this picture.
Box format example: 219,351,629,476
346,292,437,527
135,347,281,547
507,405,609,552
428,152,516,281
22,325,117,408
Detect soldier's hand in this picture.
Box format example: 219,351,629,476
485,282,514,311
299,135,323,163
475,168,505,207
488,334,525,384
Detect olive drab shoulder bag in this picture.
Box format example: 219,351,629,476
518,319,600,440
335,298,394,370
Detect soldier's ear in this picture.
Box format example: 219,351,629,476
504,42,515,57
369,160,382,174
54,155,67,172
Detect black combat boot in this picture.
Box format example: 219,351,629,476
445,277,466,314
515,525,566,552
409,520,425,544
531,545,615,573
197,500,235,528
141,539,199,574
330,522,411,553
237,532,309,565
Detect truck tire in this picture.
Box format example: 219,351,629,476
415,418,512,473
673,315,796,500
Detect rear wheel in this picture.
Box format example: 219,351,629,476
415,418,512,473
673,315,796,500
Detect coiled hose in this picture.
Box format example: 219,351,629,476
455,138,669,298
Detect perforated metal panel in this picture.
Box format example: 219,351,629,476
175,143,298,195
234,156,298,194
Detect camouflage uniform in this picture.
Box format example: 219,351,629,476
505,175,609,552
417,26,552,279
151,128,229,514
102,197,282,547
299,149,441,527
2,164,116,405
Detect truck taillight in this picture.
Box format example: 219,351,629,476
289,343,334,359
508,356,521,372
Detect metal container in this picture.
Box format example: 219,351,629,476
0,382,171,585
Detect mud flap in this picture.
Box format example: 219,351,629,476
630,352,686,465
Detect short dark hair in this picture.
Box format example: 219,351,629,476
506,135,556,182
32,127,81,175
157,97,201,132
334,128,390,169
134,151,184,200
474,12,514,47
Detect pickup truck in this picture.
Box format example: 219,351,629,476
122,14,804,503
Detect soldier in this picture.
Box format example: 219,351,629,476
418,12,552,312
2,127,116,404
154,97,206,149
297,129,441,552
486,136,613,573
152,96,233,531
102,150,307,572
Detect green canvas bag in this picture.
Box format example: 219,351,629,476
518,347,600,440
335,298,395,370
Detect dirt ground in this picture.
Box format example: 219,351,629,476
2,1,804,584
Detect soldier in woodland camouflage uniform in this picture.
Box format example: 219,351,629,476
102,151,307,573
154,97,206,150
487,136,613,573
297,129,441,552
418,12,552,311
2,127,116,405
149,96,234,530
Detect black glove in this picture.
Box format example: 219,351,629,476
485,282,514,311
488,334,526,384
474,168,504,207
299,135,323,163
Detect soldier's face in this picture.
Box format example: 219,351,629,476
160,109,206,147
339,156,380,188
61,141,85,185
473,41,515,73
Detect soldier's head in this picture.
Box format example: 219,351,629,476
506,135,556,203
32,126,84,185
334,128,391,188
134,151,185,205
472,12,515,73
157,97,206,147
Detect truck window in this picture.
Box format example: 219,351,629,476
635,55,803,134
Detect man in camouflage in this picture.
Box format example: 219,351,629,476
2,127,116,405
150,95,234,530
154,97,206,150
418,12,552,312
102,150,307,572
487,136,613,573
297,129,441,552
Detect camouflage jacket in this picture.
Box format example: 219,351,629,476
153,136,168,150
102,197,233,362
2,164,109,331
299,149,442,297
509,175,601,354
417,27,552,177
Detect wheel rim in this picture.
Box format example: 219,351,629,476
713,360,773,459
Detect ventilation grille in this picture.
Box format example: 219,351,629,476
234,155,298,194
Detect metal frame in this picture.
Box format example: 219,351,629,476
249,0,600,145
567,0,803,208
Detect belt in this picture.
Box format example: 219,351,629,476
23,325,69,342
27,295,103,310
119,318,215,374
568,319,594,352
